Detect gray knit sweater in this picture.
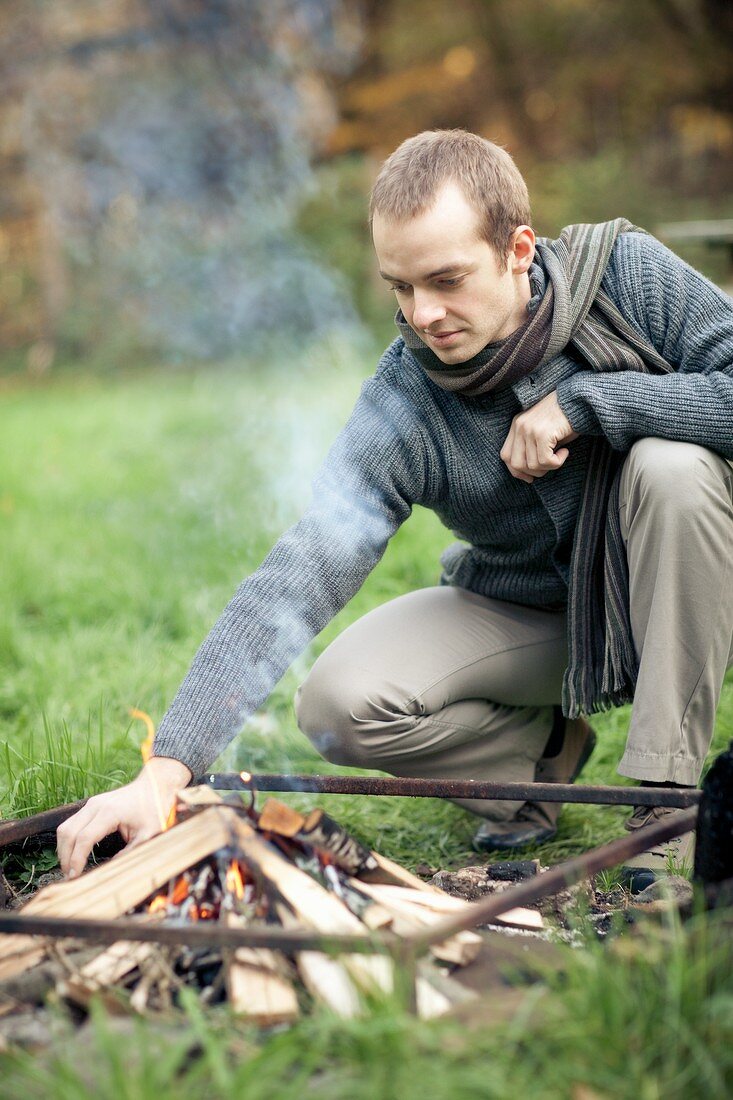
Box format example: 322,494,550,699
153,232,733,776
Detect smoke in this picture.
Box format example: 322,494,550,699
23,0,366,360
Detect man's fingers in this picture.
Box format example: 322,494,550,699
57,801,121,877
57,802,95,875
66,817,117,878
124,828,157,852
501,390,578,479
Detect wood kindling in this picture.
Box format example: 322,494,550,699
1,789,561,1023
0,806,240,982
224,914,299,1026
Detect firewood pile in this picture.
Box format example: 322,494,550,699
0,787,542,1029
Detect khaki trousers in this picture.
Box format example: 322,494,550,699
295,439,733,819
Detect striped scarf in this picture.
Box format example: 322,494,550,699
397,218,673,717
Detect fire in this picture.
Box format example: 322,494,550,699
225,860,245,900
148,894,168,915
130,708,174,833
240,771,252,785
130,708,156,763
171,875,189,905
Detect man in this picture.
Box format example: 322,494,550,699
58,130,733,889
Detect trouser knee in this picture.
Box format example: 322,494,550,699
295,666,377,768
622,438,733,521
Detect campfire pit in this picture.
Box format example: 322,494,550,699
0,778,697,1032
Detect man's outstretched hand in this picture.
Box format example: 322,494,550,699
501,390,578,483
57,756,192,879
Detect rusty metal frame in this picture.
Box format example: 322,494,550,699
0,775,699,850
202,772,700,808
0,806,698,1012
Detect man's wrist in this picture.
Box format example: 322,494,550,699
145,755,193,789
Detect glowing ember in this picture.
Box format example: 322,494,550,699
240,770,252,785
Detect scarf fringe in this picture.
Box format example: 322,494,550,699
562,633,638,719
562,665,635,719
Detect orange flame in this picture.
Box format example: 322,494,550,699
240,770,252,784
131,708,156,762
225,860,245,900
148,894,168,915
171,875,189,905
165,801,178,831
130,708,171,833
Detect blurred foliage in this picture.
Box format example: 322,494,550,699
1,0,732,372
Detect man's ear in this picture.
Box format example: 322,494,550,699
509,225,536,274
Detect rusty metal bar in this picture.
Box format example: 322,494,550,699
200,772,701,809
0,912,400,956
0,773,698,852
411,806,699,948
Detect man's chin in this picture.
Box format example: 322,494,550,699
434,343,480,366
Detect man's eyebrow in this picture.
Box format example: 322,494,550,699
379,263,471,282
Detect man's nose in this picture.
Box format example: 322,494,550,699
411,291,446,330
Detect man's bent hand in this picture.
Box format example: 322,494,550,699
500,390,578,483
57,756,192,879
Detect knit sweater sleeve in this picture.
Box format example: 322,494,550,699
152,361,426,777
556,232,733,457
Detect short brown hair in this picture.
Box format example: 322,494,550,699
369,130,531,259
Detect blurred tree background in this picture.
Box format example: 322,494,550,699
2,0,732,373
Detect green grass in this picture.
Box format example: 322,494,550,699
1,356,732,1096
2,911,732,1099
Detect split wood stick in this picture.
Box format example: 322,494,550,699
258,799,377,874
275,903,361,1019
0,806,240,982
226,816,392,997
364,883,545,931
225,915,299,1026
176,786,229,807
362,852,443,892
257,799,306,838
227,946,300,1025
416,960,478,1011
351,881,481,967
229,817,450,1014
59,941,158,1009
75,939,157,987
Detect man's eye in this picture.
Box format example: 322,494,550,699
389,284,410,294
439,277,463,287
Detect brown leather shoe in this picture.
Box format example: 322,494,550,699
473,713,596,852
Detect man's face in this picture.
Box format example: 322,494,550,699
372,182,534,365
